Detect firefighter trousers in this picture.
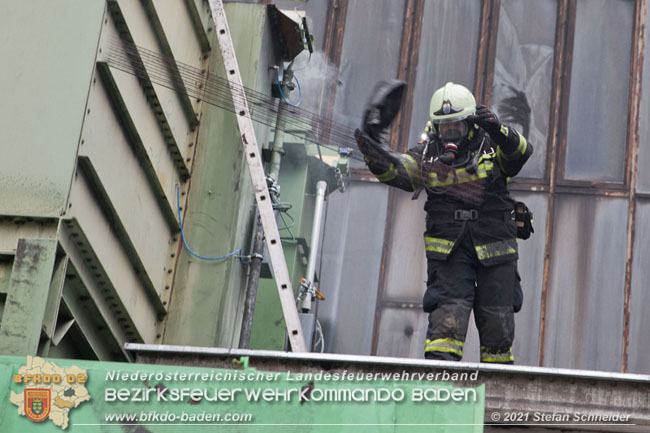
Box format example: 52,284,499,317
422,227,520,364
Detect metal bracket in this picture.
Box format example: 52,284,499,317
207,0,307,352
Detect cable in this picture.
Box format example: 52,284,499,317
277,211,296,242
108,41,351,148
176,185,242,261
276,69,302,108
292,51,312,71
314,319,325,353
105,38,365,162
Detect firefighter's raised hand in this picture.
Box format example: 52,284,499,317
361,80,407,141
469,104,500,136
354,128,374,155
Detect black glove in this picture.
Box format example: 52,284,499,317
354,128,374,156
361,80,406,141
354,128,401,165
468,104,500,135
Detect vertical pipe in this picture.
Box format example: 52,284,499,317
269,74,291,181
621,0,645,372
238,218,264,349
301,181,328,312
239,70,292,348
538,0,572,366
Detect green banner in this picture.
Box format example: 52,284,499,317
0,355,484,432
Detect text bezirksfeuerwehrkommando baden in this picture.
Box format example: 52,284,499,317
105,386,477,403
104,369,479,403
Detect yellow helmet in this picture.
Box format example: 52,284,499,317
428,82,476,144
429,82,476,123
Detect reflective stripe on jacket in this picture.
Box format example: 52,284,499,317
358,125,532,266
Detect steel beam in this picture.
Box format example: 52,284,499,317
0,239,57,355
58,220,137,360
140,0,200,129
105,0,191,179
41,255,69,340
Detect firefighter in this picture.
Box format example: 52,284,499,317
354,80,532,364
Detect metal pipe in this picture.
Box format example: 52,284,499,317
238,217,264,349
239,68,293,348
301,180,328,312
269,69,292,182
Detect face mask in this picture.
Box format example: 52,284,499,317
433,119,470,165
438,119,469,143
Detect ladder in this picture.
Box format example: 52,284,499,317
207,0,307,352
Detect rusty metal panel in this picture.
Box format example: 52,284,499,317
374,308,484,363
0,239,57,356
628,199,650,373
0,1,105,217
637,0,650,193
492,0,557,179
406,0,482,145
332,0,406,130
543,195,628,371
511,191,549,366
78,68,174,298
564,0,634,182
383,193,426,302
317,182,388,355
375,308,428,359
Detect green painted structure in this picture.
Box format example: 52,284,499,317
0,354,484,432
162,2,275,349
250,138,341,350
0,0,319,360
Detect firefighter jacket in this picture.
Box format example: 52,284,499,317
355,123,533,266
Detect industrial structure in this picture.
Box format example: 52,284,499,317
1,0,649,431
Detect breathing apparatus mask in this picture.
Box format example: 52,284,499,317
435,118,471,164
426,82,477,166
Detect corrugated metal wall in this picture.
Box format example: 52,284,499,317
280,0,650,373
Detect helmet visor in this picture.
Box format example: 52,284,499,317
437,119,469,142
